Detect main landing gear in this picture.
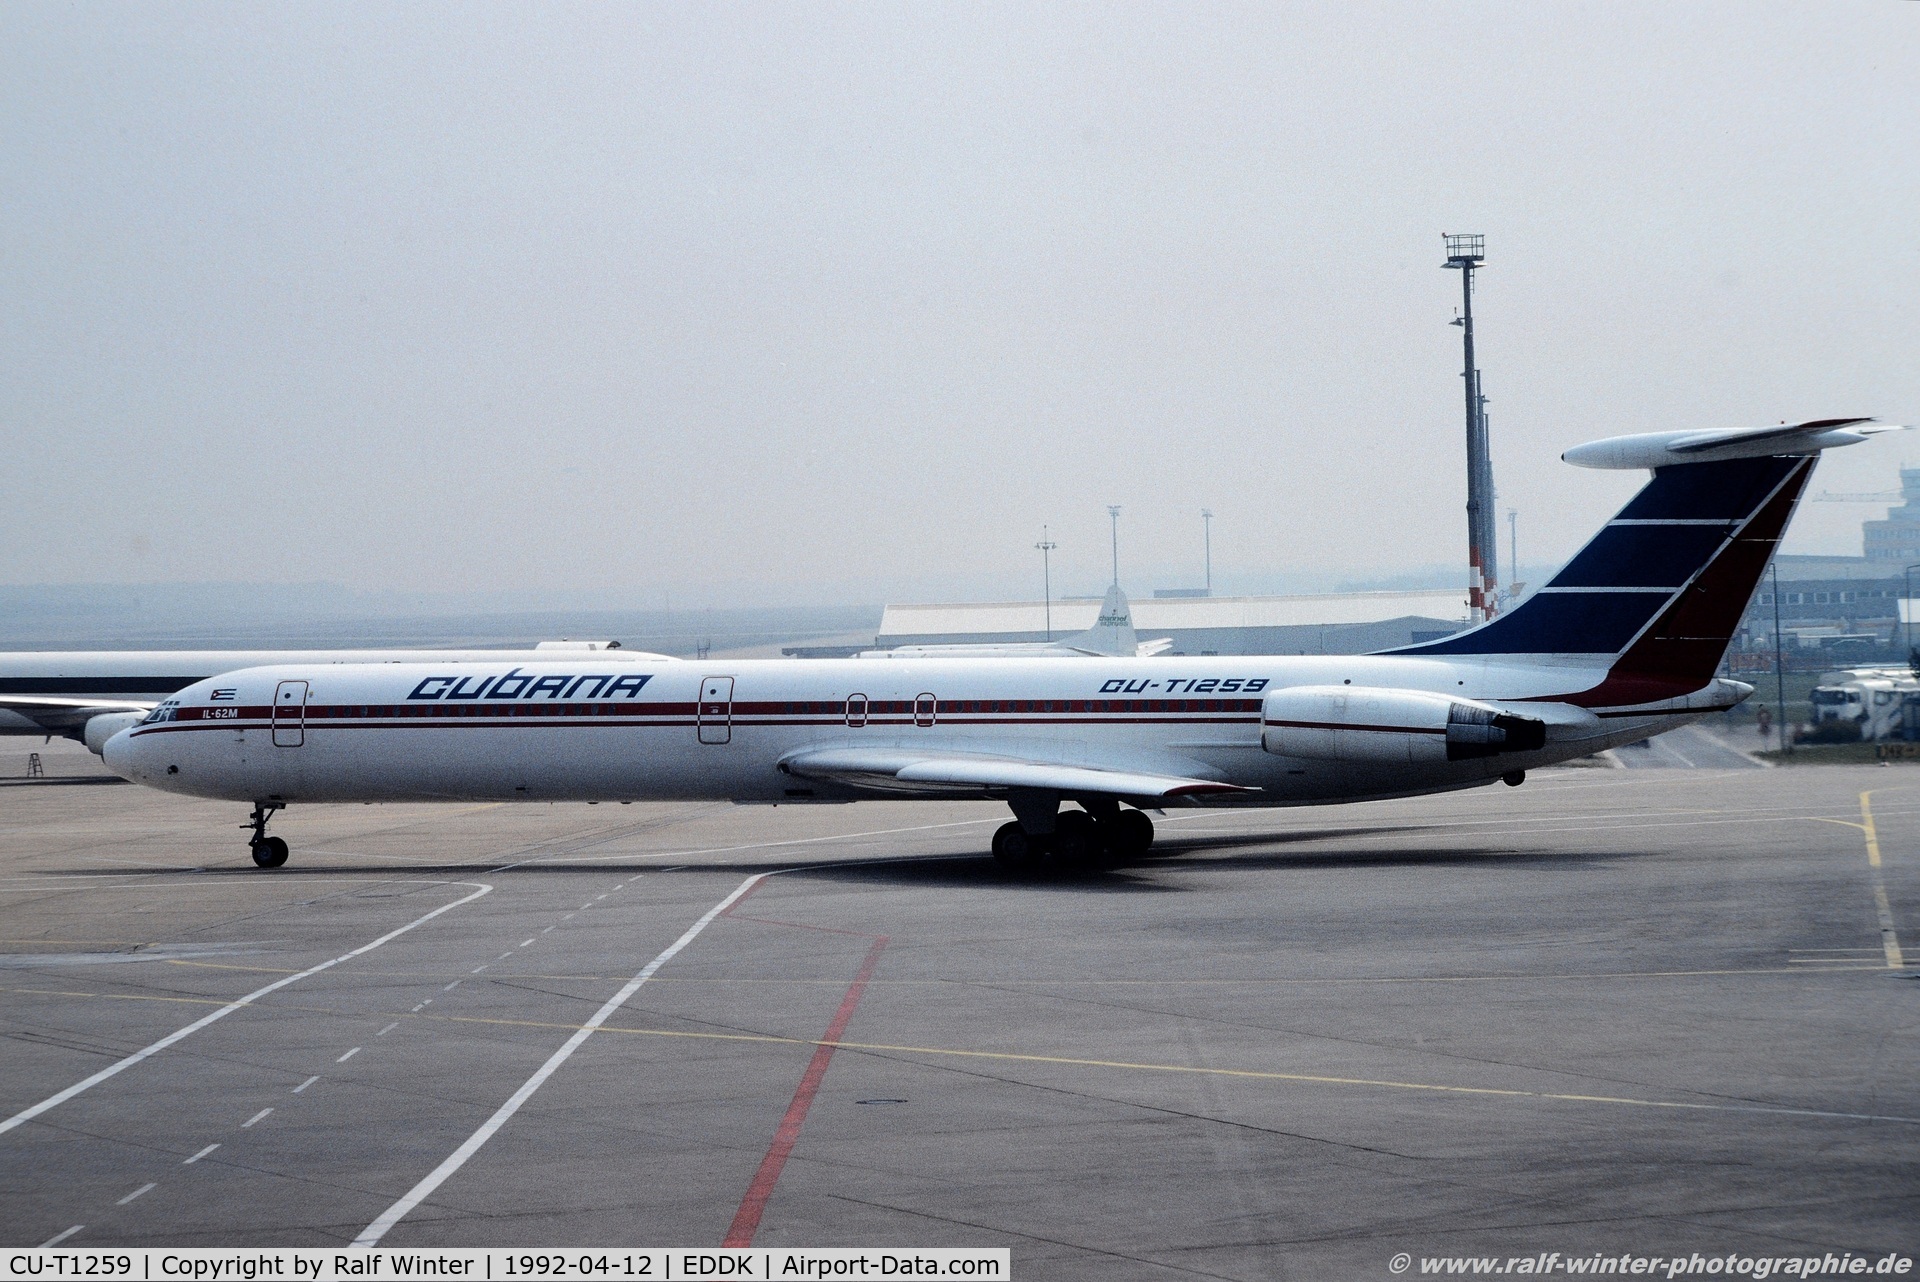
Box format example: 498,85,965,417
991,802,1156,876
246,801,288,868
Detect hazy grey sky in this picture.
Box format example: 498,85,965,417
4,2,1916,607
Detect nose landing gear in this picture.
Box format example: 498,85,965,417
245,801,288,868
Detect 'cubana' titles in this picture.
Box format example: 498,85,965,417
407,669,654,702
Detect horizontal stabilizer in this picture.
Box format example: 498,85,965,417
781,747,1254,801
1563,419,1902,470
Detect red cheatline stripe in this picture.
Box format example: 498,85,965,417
131,713,1262,738
722,936,889,1247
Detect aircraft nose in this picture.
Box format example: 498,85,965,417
100,727,143,782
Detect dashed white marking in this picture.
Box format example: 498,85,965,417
336,1048,361,1063
541,925,555,934
470,965,489,974
242,1108,272,1128
580,902,594,911
551,816,1000,869
293,1076,320,1093
594,894,607,902
376,1022,399,1036
497,952,513,960
442,979,462,991
520,939,536,948
41,1226,83,1247
411,1002,426,1012
0,883,493,1138
561,914,576,921
355,872,773,1247
184,1144,219,1164
116,1183,155,1205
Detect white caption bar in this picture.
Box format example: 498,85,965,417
1,1249,1010,1282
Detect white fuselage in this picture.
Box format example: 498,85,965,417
103,654,1736,809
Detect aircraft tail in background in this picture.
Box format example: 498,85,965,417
866,584,1172,659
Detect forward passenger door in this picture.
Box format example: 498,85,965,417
272,681,308,747
697,677,734,745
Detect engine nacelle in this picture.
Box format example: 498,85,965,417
84,711,149,756
1262,686,1547,764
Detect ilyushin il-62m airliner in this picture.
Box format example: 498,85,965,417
105,420,1896,871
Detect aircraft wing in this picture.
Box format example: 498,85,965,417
780,747,1255,801
0,695,155,738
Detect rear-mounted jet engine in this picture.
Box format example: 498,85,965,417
1261,686,1547,764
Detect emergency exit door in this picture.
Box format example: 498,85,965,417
272,680,308,747
697,677,734,744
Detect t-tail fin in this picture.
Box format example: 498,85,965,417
1386,418,1902,705
1059,584,1142,656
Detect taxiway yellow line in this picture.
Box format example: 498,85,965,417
1862,792,1906,969
1804,792,1905,970
5,980,1910,1126
151,959,1889,984
395,1010,1920,1126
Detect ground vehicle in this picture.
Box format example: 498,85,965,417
1808,671,1920,740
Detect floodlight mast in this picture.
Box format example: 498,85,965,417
1034,527,1058,641
1202,508,1214,595
1444,233,1499,621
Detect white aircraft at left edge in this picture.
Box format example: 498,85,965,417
104,420,1897,873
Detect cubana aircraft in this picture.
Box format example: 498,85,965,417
104,420,1894,871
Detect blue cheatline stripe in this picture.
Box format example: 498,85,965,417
1391,455,1803,657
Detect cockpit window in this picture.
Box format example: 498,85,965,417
142,700,181,725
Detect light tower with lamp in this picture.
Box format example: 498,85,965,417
1202,508,1214,596
1444,233,1499,621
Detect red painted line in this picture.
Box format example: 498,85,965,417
722,935,889,1247
130,714,1265,739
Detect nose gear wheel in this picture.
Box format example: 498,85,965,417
244,802,288,869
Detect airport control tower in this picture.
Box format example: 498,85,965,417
1444,233,1498,621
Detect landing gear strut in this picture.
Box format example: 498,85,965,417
245,802,288,868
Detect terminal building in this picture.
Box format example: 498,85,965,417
1741,556,1907,661
1862,467,1920,565
1736,469,1920,661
